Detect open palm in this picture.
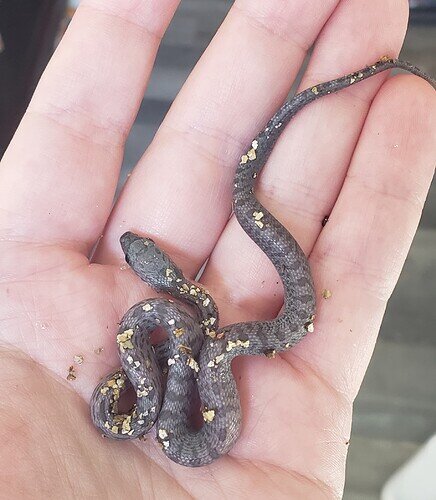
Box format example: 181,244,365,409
0,0,434,498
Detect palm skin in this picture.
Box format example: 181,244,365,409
0,0,435,498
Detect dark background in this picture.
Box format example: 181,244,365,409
0,0,67,153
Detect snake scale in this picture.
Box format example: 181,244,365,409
90,58,436,467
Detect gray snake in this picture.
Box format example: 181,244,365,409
90,58,436,467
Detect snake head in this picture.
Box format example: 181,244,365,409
120,231,173,289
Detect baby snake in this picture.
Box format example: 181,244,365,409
90,58,435,467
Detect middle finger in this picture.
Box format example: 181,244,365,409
95,0,341,269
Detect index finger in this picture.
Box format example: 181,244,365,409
0,0,180,253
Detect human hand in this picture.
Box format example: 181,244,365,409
0,0,434,498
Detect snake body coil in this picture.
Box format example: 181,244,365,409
90,59,436,467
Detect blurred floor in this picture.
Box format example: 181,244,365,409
119,2,436,498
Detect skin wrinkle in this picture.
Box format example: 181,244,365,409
28,14,158,148
0,236,89,255
186,457,238,495
0,255,87,284
311,254,394,305
233,1,330,51
81,0,180,39
246,458,336,499
135,440,197,500
206,251,281,326
285,349,353,408
241,387,279,441
239,459,290,499
346,169,427,214
259,181,324,223
293,313,386,401
201,468,228,500
243,460,284,495
26,107,128,149
53,447,77,496
159,120,246,170
196,458,271,500
134,456,158,500
79,4,164,44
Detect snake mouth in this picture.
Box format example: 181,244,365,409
120,231,142,256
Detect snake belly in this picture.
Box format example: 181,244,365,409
90,58,435,467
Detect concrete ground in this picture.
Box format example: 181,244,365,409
120,2,436,497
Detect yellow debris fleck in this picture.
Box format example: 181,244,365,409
73,354,84,365
265,349,276,359
117,329,134,343
215,354,225,364
240,155,249,165
247,148,257,161
173,327,185,338
67,366,76,381
158,429,168,439
206,329,217,339
226,339,250,352
202,409,216,423
187,357,199,373
137,387,150,397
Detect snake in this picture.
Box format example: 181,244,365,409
90,58,436,467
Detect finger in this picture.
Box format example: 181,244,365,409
95,0,341,266
0,0,181,253
294,75,436,399
259,0,411,252
199,0,409,326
